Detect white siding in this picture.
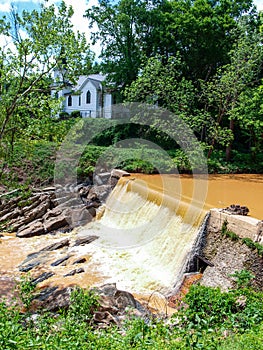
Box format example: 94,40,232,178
104,93,112,119
54,74,112,118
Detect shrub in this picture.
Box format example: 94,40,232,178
70,110,81,118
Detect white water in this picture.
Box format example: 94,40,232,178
73,180,203,295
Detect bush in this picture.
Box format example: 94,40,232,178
70,110,81,118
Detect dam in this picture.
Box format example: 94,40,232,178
0,174,262,304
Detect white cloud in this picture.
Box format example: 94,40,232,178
254,0,263,11
0,0,101,58
62,0,101,59
0,1,11,12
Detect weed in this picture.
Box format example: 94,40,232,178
230,270,255,289
17,274,36,310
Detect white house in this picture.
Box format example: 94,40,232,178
53,73,112,118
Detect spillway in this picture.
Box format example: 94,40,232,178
75,178,206,295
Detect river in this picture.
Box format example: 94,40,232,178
1,173,262,305
131,173,263,220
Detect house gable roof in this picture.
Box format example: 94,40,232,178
75,74,106,92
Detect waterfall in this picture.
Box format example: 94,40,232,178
75,179,206,295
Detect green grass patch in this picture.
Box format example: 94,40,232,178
1,278,263,349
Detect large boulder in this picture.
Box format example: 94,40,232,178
17,220,45,238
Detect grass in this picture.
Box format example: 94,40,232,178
0,278,263,349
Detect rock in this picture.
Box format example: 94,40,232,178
43,207,63,221
2,176,118,236
90,283,149,326
31,272,55,286
94,172,111,186
94,283,143,312
50,255,71,267
87,207,97,217
224,204,249,216
79,186,91,200
20,196,50,222
19,261,41,272
63,268,84,277
72,257,87,264
110,169,130,179
34,286,59,301
17,220,45,238
114,289,138,310
73,235,99,246
43,213,69,233
96,283,118,297
21,252,43,264
93,310,120,325
87,185,111,202
39,238,70,252
32,287,73,312
86,200,101,209
70,207,94,227
0,208,20,223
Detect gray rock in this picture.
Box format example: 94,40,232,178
72,257,87,264
34,287,73,311
110,169,130,179
34,286,59,301
50,255,71,267
19,261,41,272
63,268,84,277
17,221,45,238
73,235,99,246
43,213,69,233
39,238,70,252
31,272,55,285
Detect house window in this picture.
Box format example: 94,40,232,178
68,95,72,106
86,90,91,104
79,95,81,106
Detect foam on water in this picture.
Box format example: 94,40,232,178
74,179,203,295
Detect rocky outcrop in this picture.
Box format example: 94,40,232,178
17,234,99,276
31,283,148,326
0,169,130,238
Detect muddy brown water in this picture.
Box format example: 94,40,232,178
131,174,263,220
1,174,262,306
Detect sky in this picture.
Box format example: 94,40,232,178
0,0,262,59
0,0,101,57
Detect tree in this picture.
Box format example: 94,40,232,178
124,54,196,117
85,0,161,90
125,17,263,163
151,0,257,81
0,1,92,157
85,0,257,91
200,19,263,159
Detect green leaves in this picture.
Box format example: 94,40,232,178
0,1,92,160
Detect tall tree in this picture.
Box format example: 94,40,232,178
152,0,257,81
200,19,263,159
85,0,257,90
85,0,160,90
0,1,92,155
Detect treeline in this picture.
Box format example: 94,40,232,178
86,0,263,166
0,1,262,181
